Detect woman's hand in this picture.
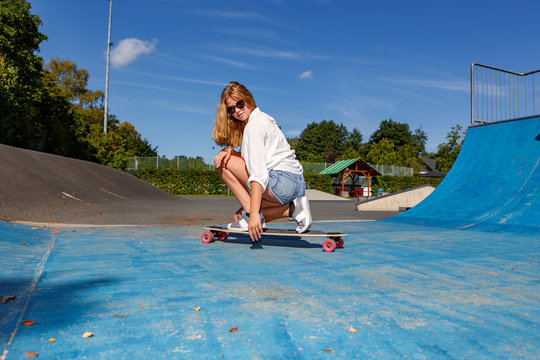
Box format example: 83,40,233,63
248,214,263,242
214,147,233,169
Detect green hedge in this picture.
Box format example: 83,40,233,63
131,170,440,196
131,169,333,195
304,174,333,193
371,175,443,195
132,169,229,195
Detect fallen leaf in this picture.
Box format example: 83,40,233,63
349,326,357,333
228,327,238,333
193,306,201,312
323,349,335,353
31,227,38,230
48,338,56,342
82,331,94,338
26,351,38,358
140,307,144,310
22,320,35,326
113,314,128,318
21,243,28,246
1,295,16,303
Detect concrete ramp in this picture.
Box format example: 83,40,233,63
388,116,540,232
0,144,215,225
355,185,435,211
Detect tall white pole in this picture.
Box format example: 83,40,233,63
104,0,113,134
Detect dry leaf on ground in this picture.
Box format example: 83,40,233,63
349,326,357,333
22,320,35,326
193,307,201,311
1,296,16,303
82,331,94,338
228,327,238,332
323,349,335,353
48,338,56,342
26,351,38,358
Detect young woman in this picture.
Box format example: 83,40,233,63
212,81,311,242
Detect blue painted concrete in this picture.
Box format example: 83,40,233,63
389,116,540,232
1,220,539,359
2,117,539,359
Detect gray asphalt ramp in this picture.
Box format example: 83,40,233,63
0,144,221,225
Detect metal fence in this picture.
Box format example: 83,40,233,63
128,157,414,176
129,157,415,177
127,156,211,170
471,63,539,124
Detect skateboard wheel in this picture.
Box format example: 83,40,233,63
335,237,344,248
322,239,337,252
216,231,228,241
201,232,215,243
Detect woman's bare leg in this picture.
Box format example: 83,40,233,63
216,152,289,222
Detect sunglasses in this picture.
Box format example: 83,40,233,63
226,100,245,115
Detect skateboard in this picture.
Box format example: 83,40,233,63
201,225,347,252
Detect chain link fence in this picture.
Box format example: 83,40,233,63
127,156,212,170
128,157,412,176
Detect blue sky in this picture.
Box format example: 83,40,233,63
30,0,539,162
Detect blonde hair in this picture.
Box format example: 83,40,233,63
212,81,257,147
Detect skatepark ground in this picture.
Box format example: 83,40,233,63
1,116,539,359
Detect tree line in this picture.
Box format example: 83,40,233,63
288,119,465,173
0,0,157,170
1,0,465,174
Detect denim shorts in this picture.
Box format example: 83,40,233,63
267,170,306,205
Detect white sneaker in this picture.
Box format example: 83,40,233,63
227,211,266,231
289,196,312,233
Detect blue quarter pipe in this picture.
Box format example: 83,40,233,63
389,116,540,232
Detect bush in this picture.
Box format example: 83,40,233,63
131,169,334,195
304,174,333,193
132,169,228,195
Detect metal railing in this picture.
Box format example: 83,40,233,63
471,63,539,124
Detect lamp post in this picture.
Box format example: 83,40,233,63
104,0,113,134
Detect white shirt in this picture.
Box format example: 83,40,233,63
241,107,303,192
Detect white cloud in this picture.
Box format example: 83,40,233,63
378,76,468,92
299,70,313,79
111,38,157,68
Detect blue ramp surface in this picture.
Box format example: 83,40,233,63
389,116,540,232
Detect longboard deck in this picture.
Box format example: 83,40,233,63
204,225,347,237
201,225,347,252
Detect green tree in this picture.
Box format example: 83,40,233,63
0,0,47,148
436,124,466,173
294,120,354,162
412,126,427,155
45,58,157,168
343,128,363,154
369,119,413,147
365,138,399,165
366,119,427,168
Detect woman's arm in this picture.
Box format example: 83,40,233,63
248,182,263,241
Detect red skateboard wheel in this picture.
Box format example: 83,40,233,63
335,237,344,248
322,239,337,252
201,232,215,243
216,231,228,241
